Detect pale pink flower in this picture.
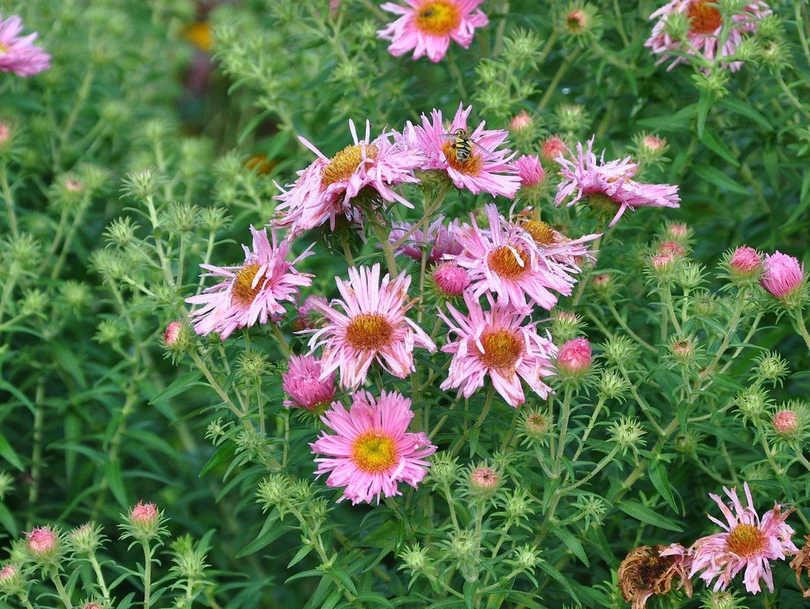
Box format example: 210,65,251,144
452,204,581,313
772,409,798,436
163,321,181,346
187,226,313,339
377,0,489,63
556,137,680,226
0,14,50,77
388,215,462,262
26,527,57,556
295,294,328,331
439,291,557,407
311,390,437,504
515,213,600,269
408,102,520,198
514,154,545,188
510,110,533,133
760,251,804,300
307,264,436,389
273,120,421,235
130,502,159,526
282,354,336,413
730,245,762,275
689,482,798,594
644,0,771,72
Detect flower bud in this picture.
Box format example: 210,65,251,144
69,523,105,554
510,110,533,134
609,416,646,454
121,168,164,200
519,408,552,445
657,241,686,258
733,386,772,421
556,337,592,381
760,251,806,308
752,351,789,386
636,133,668,163
555,104,589,136
674,431,701,458
281,355,335,414
26,526,63,565
772,409,798,437
500,489,534,523
0,564,24,596
400,543,436,579
162,320,194,357
257,474,293,513
601,336,639,367
590,273,616,299
551,310,582,343
432,262,470,298
514,544,542,571
597,370,629,401
667,335,697,366
428,454,459,487
293,295,328,331
466,464,501,501
561,2,601,42
700,589,748,609
541,134,568,164
514,154,546,189
121,501,165,542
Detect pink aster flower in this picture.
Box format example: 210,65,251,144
555,137,680,226
0,14,51,77
378,0,489,63
513,211,600,269
408,102,520,198
186,225,314,339
451,204,581,313
273,120,422,236
388,215,462,263
282,354,336,413
514,154,546,189
306,264,436,389
689,481,798,594
294,294,328,331
760,251,805,300
311,390,437,504
439,291,557,407
645,0,771,72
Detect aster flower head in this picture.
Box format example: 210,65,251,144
689,481,798,594
306,264,436,389
618,543,693,609
311,390,437,504
377,0,489,63
515,212,600,269
438,291,558,408
0,14,51,77
273,120,422,236
644,0,772,72
760,251,806,307
408,103,520,198
452,204,584,313
186,226,313,339
282,354,336,414
555,137,680,226
388,215,462,263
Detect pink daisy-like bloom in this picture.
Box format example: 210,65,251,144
408,102,520,198
282,354,336,413
555,137,680,227
514,154,546,189
760,251,805,300
294,294,329,331
439,291,557,407
388,215,462,263
186,225,313,339
311,390,437,504
273,120,422,236
689,481,798,594
514,211,600,269
644,0,771,72
307,264,436,389
452,204,581,313
377,0,489,63
0,14,51,77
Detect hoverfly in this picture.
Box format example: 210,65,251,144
441,128,492,165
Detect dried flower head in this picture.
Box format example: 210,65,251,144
618,544,693,609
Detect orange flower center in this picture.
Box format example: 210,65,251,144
351,431,398,473
686,0,723,34
441,140,483,176
415,1,462,37
487,245,530,280
727,523,766,557
232,264,263,306
478,330,523,369
522,220,556,246
345,313,394,351
322,143,379,187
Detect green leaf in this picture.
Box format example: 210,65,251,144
649,459,678,513
0,379,35,414
288,543,315,568
324,565,357,596
463,580,478,609
352,593,393,608
50,341,88,389
718,97,772,130
537,559,580,603
105,461,128,508
548,522,589,566
783,168,810,226
148,370,203,406
0,502,18,537
697,88,715,138
237,512,287,557
0,432,23,470
700,128,739,167
692,164,750,195
320,589,343,609
618,500,683,532
636,105,697,132
239,110,272,145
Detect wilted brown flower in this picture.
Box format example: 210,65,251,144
617,544,693,609
789,535,810,598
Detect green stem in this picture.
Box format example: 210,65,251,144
789,309,810,351
538,48,582,111
0,163,18,237
49,567,73,609
606,300,657,353
88,551,111,599
142,541,153,609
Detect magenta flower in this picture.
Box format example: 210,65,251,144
556,337,592,377
514,154,546,189
689,482,797,594
760,251,804,300
377,0,488,63
186,226,313,339
282,354,336,413
644,0,771,72
452,204,580,313
0,14,50,77
439,291,557,407
432,261,470,297
306,264,436,389
388,215,462,263
273,120,422,235
311,390,437,504
408,102,520,198
555,137,680,226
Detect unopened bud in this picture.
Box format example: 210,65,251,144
428,454,459,487
609,416,646,454
760,251,806,308
432,262,470,297
519,408,552,445
122,501,164,542
26,526,63,565
466,465,501,500
541,134,568,163
597,370,629,401
0,564,24,596
551,310,581,343
510,110,533,134
70,523,104,554
556,337,592,382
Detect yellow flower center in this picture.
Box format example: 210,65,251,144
487,245,530,280
441,140,483,176
478,330,523,370
687,0,723,34
351,431,398,473
727,523,766,557
321,143,379,188
345,313,394,351
232,264,262,306
0,42,7,55
415,1,462,37
522,220,556,246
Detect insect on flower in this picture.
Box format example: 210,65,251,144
441,128,491,164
